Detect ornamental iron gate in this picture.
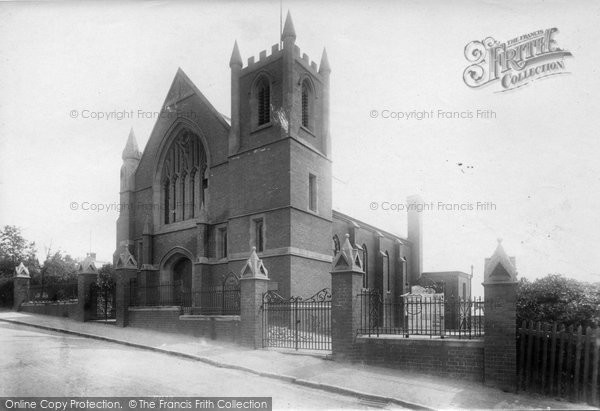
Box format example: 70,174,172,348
262,288,331,351
89,282,116,321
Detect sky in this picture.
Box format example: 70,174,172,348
1,0,599,295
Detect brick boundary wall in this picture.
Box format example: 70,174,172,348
128,307,240,342
356,336,484,381
330,237,518,389
20,302,79,318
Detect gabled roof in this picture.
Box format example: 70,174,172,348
136,67,231,167
161,67,230,130
332,209,410,245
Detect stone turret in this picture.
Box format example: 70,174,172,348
229,41,243,155
115,128,141,264
120,128,141,191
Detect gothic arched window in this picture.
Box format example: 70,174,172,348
301,79,313,129
162,130,207,225
256,77,271,126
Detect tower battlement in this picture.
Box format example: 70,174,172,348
242,44,283,74
240,43,325,80
229,10,331,158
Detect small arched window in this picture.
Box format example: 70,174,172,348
362,244,368,288
257,77,271,126
301,79,313,129
384,251,390,291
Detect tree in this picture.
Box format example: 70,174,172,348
517,274,600,328
0,226,38,279
97,264,116,292
35,250,79,285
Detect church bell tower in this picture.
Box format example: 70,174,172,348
227,11,333,297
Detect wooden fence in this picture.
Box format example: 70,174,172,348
518,320,600,406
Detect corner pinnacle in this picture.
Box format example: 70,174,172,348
229,40,243,67
122,128,141,161
319,48,331,74
281,11,296,41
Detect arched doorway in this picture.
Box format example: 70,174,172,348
173,258,192,290
161,252,193,305
172,257,192,306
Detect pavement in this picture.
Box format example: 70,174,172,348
0,310,594,410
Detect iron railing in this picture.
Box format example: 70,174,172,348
262,288,332,351
358,289,484,339
181,286,240,315
129,280,240,316
28,282,78,303
129,281,185,307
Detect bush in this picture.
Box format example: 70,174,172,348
517,274,600,328
0,278,14,307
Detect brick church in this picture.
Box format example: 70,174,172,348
113,13,459,301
